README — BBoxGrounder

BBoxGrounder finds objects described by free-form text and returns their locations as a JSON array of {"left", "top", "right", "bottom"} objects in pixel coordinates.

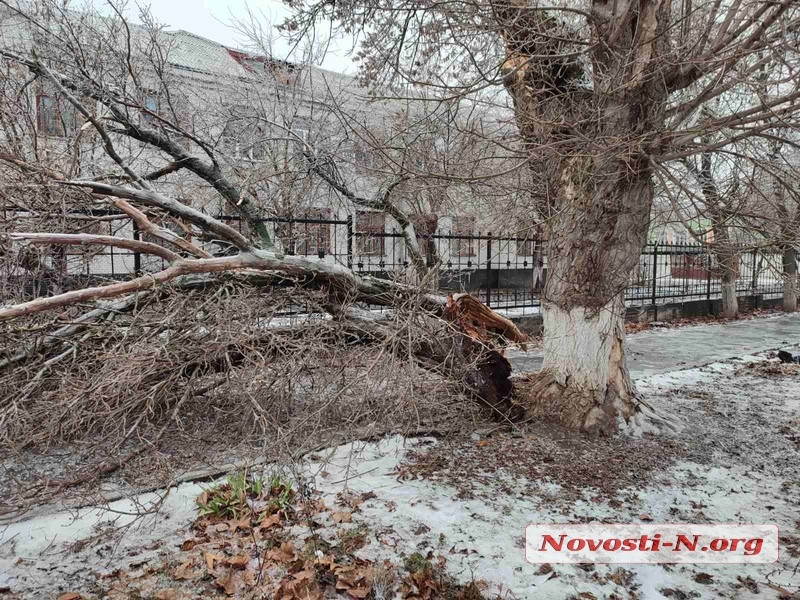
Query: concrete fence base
[{"left": 511, "top": 295, "right": 788, "bottom": 337}]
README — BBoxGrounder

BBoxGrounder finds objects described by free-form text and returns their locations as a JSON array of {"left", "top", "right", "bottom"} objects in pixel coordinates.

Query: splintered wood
[
  {"left": 443, "top": 293, "right": 528, "bottom": 350},
  {"left": 442, "top": 294, "right": 527, "bottom": 419}
]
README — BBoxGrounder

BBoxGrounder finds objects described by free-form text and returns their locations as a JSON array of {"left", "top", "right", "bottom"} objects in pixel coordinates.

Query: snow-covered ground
[{"left": 1, "top": 351, "right": 799, "bottom": 598}]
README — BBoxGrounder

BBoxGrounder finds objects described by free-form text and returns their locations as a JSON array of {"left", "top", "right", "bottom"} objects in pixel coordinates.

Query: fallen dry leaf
[
  {"left": 204, "top": 552, "right": 224, "bottom": 571},
  {"left": 261, "top": 513, "right": 282, "bottom": 529},
  {"left": 216, "top": 568, "right": 241, "bottom": 595},
  {"left": 266, "top": 541, "right": 297, "bottom": 564},
  {"left": 180, "top": 538, "right": 198, "bottom": 551},
  {"left": 174, "top": 559, "right": 202, "bottom": 581},
  {"left": 230, "top": 518, "right": 251, "bottom": 533},
  {"left": 276, "top": 569, "right": 323, "bottom": 600},
  {"left": 694, "top": 572, "right": 714, "bottom": 584},
  {"left": 57, "top": 594, "right": 82, "bottom": 600},
  {"left": 228, "top": 554, "right": 250, "bottom": 569},
  {"left": 332, "top": 511, "right": 352, "bottom": 524}
]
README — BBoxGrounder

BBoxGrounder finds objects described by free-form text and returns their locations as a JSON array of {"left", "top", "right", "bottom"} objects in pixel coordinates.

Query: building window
[
  {"left": 291, "top": 118, "right": 309, "bottom": 144},
  {"left": 141, "top": 91, "right": 160, "bottom": 125},
  {"left": 356, "top": 211, "right": 385, "bottom": 256},
  {"left": 36, "top": 91, "right": 77, "bottom": 137},
  {"left": 249, "top": 124, "right": 268, "bottom": 161},
  {"left": 353, "top": 142, "right": 374, "bottom": 169},
  {"left": 516, "top": 238, "right": 538, "bottom": 256},
  {"left": 279, "top": 209, "right": 331, "bottom": 256},
  {"left": 450, "top": 216, "right": 475, "bottom": 257}
]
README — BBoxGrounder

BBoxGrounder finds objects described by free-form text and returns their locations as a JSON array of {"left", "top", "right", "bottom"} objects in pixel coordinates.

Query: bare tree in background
[
  {"left": 679, "top": 150, "right": 750, "bottom": 318},
  {"left": 284, "top": 0, "right": 800, "bottom": 433},
  {"left": 765, "top": 139, "right": 800, "bottom": 312}
]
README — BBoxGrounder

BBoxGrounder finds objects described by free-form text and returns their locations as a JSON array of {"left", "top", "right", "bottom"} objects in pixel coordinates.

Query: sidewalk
[{"left": 507, "top": 313, "right": 800, "bottom": 378}]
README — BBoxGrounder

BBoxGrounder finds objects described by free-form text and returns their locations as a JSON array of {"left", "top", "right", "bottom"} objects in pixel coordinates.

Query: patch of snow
[
  {"left": 0, "top": 481, "right": 204, "bottom": 591},
  {"left": 494, "top": 306, "right": 541, "bottom": 317}
]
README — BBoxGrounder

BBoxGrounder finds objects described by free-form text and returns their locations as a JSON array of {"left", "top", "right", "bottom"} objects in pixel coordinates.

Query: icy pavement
[{"left": 507, "top": 312, "right": 800, "bottom": 377}]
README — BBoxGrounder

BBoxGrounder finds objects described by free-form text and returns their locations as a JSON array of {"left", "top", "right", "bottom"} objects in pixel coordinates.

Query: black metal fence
[{"left": 1, "top": 212, "right": 791, "bottom": 312}]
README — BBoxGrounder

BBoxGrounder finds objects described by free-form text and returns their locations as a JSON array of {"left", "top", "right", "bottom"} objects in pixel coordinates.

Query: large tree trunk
[
  {"left": 516, "top": 155, "right": 655, "bottom": 435},
  {"left": 783, "top": 246, "right": 798, "bottom": 312},
  {"left": 496, "top": 2, "right": 675, "bottom": 434}
]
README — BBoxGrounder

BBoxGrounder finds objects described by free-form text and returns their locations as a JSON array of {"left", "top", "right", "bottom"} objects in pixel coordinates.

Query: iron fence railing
[{"left": 1, "top": 211, "right": 792, "bottom": 312}]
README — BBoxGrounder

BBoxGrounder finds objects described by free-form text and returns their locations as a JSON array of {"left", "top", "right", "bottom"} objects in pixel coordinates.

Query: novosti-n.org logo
[{"left": 525, "top": 524, "right": 779, "bottom": 564}]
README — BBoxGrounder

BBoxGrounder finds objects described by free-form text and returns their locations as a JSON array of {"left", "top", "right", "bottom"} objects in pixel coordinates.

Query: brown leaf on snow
[
  {"left": 57, "top": 594, "right": 83, "bottom": 600},
  {"left": 578, "top": 593, "right": 598, "bottom": 600},
  {"left": 228, "top": 554, "right": 250, "bottom": 569},
  {"left": 736, "top": 576, "right": 759, "bottom": 594},
  {"left": 260, "top": 513, "right": 282, "bottom": 529},
  {"left": 694, "top": 572, "right": 714, "bottom": 584},
  {"left": 215, "top": 568, "right": 242, "bottom": 595},
  {"left": 180, "top": 538, "right": 198, "bottom": 551},
  {"left": 204, "top": 551, "right": 224, "bottom": 571},
  {"left": 332, "top": 511, "right": 352, "bottom": 523},
  {"left": 608, "top": 568, "right": 632, "bottom": 586},
  {"left": 276, "top": 569, "right": 323, "bottom": 600},
  {"left": 638, "top": 514, "right": 653, "bottom": 522},
  {"left": 266, "top": 541, "right": 297, "bottom": 564},
  {"left": 413, "top": 524, "right": 431, "bottom": 536},
  {"left": 155, "top": 589, "right": 178, "bottom": 600},
  {"left": 340, "top": 584, "right": 371, "bottom": 599},
  {"left": 230, "top": 518, "right": 251, "bottom": 533},
  {"left": 174, "top": 559, "right": 203, "bottom": 581},
  {"left": 243, "top": 568, "right": 259, "bottom": 587},
  {"left": 334, "top": 562, "right": 373, "bottom": 599}
]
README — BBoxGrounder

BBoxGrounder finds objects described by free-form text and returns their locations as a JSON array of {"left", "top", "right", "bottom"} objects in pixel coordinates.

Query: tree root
[{"left": 512, "top": 370, "right": 681, "bottom": 436}]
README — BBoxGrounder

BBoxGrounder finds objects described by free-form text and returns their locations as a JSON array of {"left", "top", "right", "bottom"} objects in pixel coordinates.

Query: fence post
[
  {"left": 485, "top": 232, "right": 492, "bottom": 306},
  {"left": 651, "top": 243, "right": 658, "bottom": 318},
  {"left": 132, "top": 219, "right": 142, "bottom": 277},
  {"left": 751, "top": 249, "right": 758, "bottom": 292},
  {"left": 346, "top": 215, "right": 353, "bottom": 270},
  {"left": 706, "top": 251, "right": 712, "bottom": 313}
]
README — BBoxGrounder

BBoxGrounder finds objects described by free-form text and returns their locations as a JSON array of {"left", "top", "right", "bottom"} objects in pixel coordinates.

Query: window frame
[
  {"left": 36, "top": 91, "right": 77, "bottom": 137},
  {"left": 450, "top": 216, "right": 476, "bottom": 258},
  {"left": 356, "top": 210, "right": 386, "bottom": 256}
]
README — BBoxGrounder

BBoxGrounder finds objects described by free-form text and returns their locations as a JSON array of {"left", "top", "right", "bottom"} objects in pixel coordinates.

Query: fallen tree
[{"left": 0, "top": 7, "right": 535, "bottom": 498}]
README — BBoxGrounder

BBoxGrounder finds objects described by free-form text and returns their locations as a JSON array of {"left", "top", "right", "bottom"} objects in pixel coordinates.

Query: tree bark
[
  {"left": 495, "top": 4, "right": 674, "bottom": 434},
  {"left": 519, "top": 296, "right": 637, "bottom": 435},
  {"left": 516, "top": 162, "right": 653, "bottom": 435},
  {"left": 783, "top": 246, "right": 798, "bottom": 312},
  {"left": 718, "top": 249, "right": 739, "bottom": 318}
]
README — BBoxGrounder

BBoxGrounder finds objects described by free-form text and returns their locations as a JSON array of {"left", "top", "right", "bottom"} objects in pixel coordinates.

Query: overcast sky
[{"left": 92, "top": 0, "right": 357, "bottom": 74}]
